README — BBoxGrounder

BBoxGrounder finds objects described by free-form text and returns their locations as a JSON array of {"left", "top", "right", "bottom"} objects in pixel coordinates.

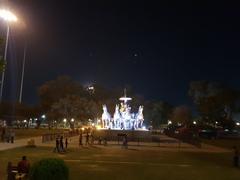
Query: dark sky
[{"left": 1, "top": 1, "right": 240, "bottom": 105}]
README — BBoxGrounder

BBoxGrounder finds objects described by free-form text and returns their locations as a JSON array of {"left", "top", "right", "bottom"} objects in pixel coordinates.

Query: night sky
[{"left": 1, "top": 1, "right": 240, "bottom": 105}]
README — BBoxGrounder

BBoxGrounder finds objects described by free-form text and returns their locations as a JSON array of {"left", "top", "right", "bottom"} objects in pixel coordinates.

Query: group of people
[
  {"left": 79, "top": 130, "right": 95, "bottom": 146},
  {"left": 1, "top": 128, "right": 15, "bottom": 143},
  {"left": 7, "top": 156, "right": 30, "bottom": 180},
  {"left": 54, "top": 136, "right": 68, "bottom": 153}
]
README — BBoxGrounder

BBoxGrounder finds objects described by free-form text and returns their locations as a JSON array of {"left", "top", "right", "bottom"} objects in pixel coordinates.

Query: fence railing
[{"left": 42, "top": 130, "right": 79, "bottom": 143}]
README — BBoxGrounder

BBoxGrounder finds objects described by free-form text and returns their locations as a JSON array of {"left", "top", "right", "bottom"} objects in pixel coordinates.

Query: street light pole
[
  {"left": 19, "top": 42, "right": 27, "bottom": 103},
  {"left": 0, "top": 9, "right": 18, "bottom": 102},
  {"left": 0, "top": 25, "right": 10, "bottom": 102}
]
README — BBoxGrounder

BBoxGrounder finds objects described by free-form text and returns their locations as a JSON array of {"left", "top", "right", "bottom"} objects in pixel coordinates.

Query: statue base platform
[{"left": 93, "top": 129, "right": 151, "bottom": 141}]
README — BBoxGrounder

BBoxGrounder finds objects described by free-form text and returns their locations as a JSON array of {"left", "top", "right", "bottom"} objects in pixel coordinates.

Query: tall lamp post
[
  {"left": 0, "top": 9, "right": 17, "bottom": 102},
  {"left": 19, "top": 42, "right": 26, "bottom": 103}
]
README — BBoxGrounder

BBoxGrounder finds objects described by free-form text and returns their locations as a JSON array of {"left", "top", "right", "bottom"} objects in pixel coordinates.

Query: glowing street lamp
[
  {"left": 63, "top": 118, "right": 67, "bottom": 123},
  {"left": 0, "top": 9, "right": 17, "bottom": 22},
  {"left": 0, "top": 9, "right": 18, "bottom": 102},
  {"left": 71, "top": 118, "right": 74, "bottom": 122}
]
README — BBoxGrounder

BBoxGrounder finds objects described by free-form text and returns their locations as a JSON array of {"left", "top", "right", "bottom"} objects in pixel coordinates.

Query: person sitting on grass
[
  {"left": 7, "top": 162, "right": 15, "bottom": 180},
  {"left": 17, "top": 156, "right": 30, "bottom": 174}
]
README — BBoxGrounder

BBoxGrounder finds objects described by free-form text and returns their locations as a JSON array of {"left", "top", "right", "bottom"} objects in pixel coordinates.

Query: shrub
[{"left": 29, "top": 158, "right": 69, "bottom": 180}]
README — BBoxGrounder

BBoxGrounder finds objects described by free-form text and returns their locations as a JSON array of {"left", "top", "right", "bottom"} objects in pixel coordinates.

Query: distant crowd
[{"left": 0, "top": 127, "right": 15, "bottom": 143}]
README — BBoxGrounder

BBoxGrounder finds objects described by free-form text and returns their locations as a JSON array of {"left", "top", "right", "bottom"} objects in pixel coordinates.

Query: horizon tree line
[{"left": 0, "top": 76, "right": 239, "bottom": 129}]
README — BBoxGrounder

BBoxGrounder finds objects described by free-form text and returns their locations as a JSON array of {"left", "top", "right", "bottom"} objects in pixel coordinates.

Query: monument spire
[{"left": 119, "top": 88, "right": 132, "bottom": 103}]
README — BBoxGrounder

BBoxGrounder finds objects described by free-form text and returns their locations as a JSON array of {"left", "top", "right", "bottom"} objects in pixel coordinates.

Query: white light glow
[
  {"left": 236, "top": 122, "right": 240, "bottom": 126},
  {"left": 41, "top": 114, "right": 46, "bottom": 119},
  {"left": 193, "top": 121, "right": 196, "bottom": 125},
  {"left": 168, "top": 120, "right": 172, "bottom": 125},
  {"left": 71, "top": 118, "right": 74, "bottom": 122},
  {"left": 101, "top": 90, "right": 144, "bottom": 130},
  {"left": 63, "top": 118, "right": 67, "bottom": 123},
  {"left": 88, "top": 86, "right": 94, "bottom": 90},
  {"left": 0, "top": 9, "right": 17, "bottom": 22}
]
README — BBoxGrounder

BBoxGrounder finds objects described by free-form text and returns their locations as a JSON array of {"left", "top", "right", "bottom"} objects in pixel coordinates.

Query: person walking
[
  {"left": 6, "top": 129, "right": 10, "bottom": 143},
  {"left": 122, "top": 135, "right": 128, "bottom": 149},
  {"left": 79, "top": 130, "right": 83, "bottom": 146},
  {"left": 233, "top": 146, "right": 239, "bottom": 167},
  {"left": 65, "top": 137, "right": 68, "bottom": 149},
  {"left": 54, "top": 137, "right": 60, "bottom": 152},
  {"left": 60, "top": 136, "right": 64, "bottom": 152},
  {"left": 1, "top": 127, "right": 5, "bottom": 142},
  {"left": 10, "top": 129, "right": 15, "bottom": 143},
  {"left": 85, "top": 132, "right": 89, "bottom": 145}
]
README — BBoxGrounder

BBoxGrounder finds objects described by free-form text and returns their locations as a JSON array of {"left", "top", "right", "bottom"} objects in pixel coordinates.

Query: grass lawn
[
  {"left": 202, "top": 139, "right": 240, "bottom": 149},
  {"left": 0, "top": 146, "right": 239, "bottom": 180},
  {"left": 13, "top": 128, "right": 66, "bottom": 139}
]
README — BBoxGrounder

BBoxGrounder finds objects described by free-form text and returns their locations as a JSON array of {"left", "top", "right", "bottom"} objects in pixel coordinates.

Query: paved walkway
[
  {"left": 0, "top": 136, "right": 43, "bottom": 151},
  {"left": 0, "top": 134, "right": 230, "bottom": 153}
]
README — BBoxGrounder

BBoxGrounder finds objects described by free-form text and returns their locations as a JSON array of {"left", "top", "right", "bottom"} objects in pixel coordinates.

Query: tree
[
  {"left": 50, "top": 95, "right": 100, "bottom": 126},
  {"left": 38, "top": 76, "right": 86, "bottom": 111},
  {"left": 189, "top": 81, "right": 237, "bottom": 128},
  {"left": 144, "top": 101, "right": 173, "bottom": 128},
  {"left": 171, "top": 105, "right": 192, "bottom": 126}
]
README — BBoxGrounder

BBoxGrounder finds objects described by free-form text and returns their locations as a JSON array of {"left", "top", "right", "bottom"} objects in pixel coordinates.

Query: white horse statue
[
  {"left": 113, "top": 104, "right": 121, "bottom": 128},
  {"left": 136, "top": 105, "right": 144, "bottom": 128},
  {"left": 102, "top": 105, "right": 111, "bottom": 128}
]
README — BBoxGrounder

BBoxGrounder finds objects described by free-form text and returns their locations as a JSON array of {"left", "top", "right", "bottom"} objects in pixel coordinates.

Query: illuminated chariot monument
[{"left": 101, "top": 90, "right": 144, "bottom": 130}]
